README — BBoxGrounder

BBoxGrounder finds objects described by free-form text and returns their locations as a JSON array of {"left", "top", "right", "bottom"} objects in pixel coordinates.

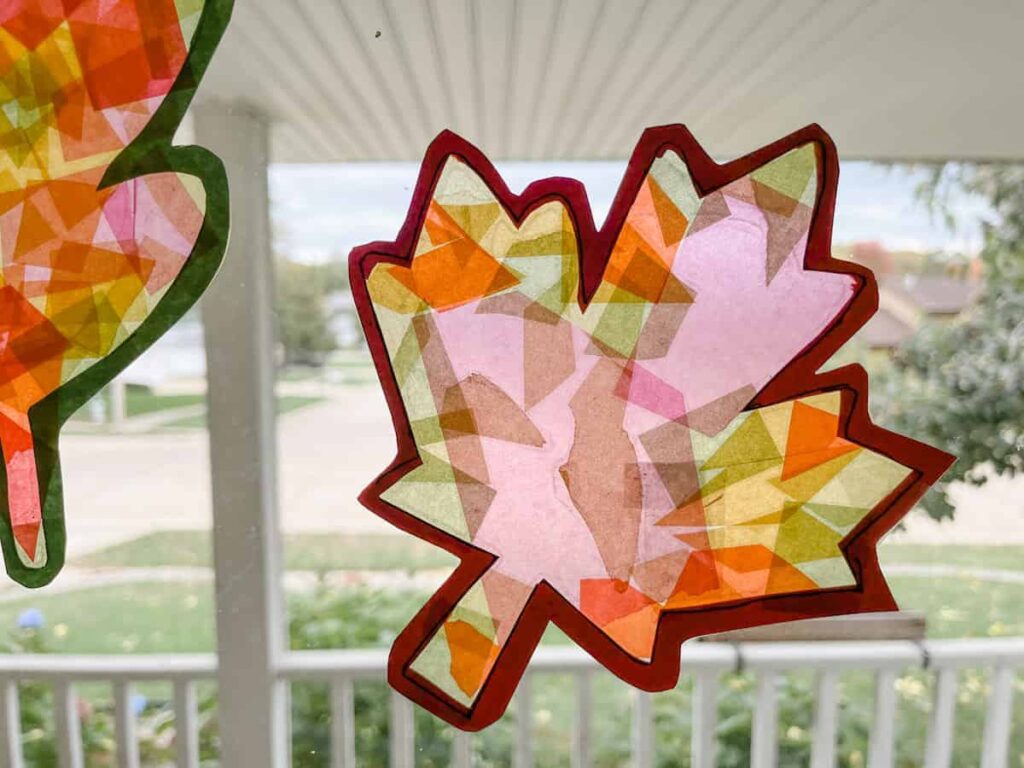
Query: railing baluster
[
  {"left": 0, "top": 679, "right": 24, "bottom": 768},
  {"left": 632, "top": 691, "right": 654, "bottom": 768},
  {"left": 691, "top": 670, "right": 718, "bottom": 768},
  {"left": 750, "top": 673, "right": 779, "bottom": 768},
  {"left": 571, "top": 671, "right": 592, "bottom": 768},
  {"left": 980, "top": 666, "right": 1015, "bottom": 768},
  {"left": 330, "top": 677, "right": 356, "bottom": 768},
  {"left": 452, "top": 729, "right": 472, "bottom": 767},
  {"left": 923, "top": 667, "right": 958, "bottom": 768},
  {"left": 389, "top": 690, "right": 415, "bottom": 768},
  {"left": 868, "top": 669, "right": 897, "bottom": 768},
  {"left": 114, "top": 681, "right": 140, "bottom": 768},
  {"left": 811, "top": 670, "right": 840, "bottom": 768},
  {"left": 53, "top": 680, "right": 84, "bottom": 768},
  {"left": 174, "top": 679, "right": 200, "bottom": 768},
  {"left": 0, "top": 640, "right": 1017, "bottom": 768},
  {"left": 514, "top": 673, "right": 533, "bottom": 768}
]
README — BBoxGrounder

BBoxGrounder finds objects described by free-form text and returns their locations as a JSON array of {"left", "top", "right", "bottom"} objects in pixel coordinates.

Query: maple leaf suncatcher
[
  {"left": 0, "top": 0, "right": 232, "bottom": 585},
  {"left": 352, "top": 126, "right": 953, "bottom": 730}
]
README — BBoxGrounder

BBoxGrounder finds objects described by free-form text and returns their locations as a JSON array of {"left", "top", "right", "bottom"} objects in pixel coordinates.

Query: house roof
[
  {"left": 883, "top": 275, "right": 982, "bottom": 315},
  {"left": 198, "top": 0, "right": 1024, "bottom": 163},
  {"left": 857, "top": 307, "right": 915, "bottom": 350}
]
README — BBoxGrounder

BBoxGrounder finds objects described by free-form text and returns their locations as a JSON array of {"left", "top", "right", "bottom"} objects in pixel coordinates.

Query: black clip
[
  {"left": 914, "top": 639, "right": 932, "bottom": 670},
  {"left": 731, "top": 642, "right": 745, "bottom": 676}
]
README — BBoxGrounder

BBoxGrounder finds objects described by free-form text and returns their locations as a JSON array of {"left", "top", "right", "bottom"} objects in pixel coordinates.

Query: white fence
[{"left": 0, "top": 638, "right": 1021, "bottom": 768}]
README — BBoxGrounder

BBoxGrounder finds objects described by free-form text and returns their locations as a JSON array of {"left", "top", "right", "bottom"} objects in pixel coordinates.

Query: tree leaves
[{"left": 874, "top": 170, "right": 1024, "bottom": 520}]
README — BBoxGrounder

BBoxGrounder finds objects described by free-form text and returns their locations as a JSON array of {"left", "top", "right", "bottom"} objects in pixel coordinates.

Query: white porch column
[{"left": 192, "top": 102, "right": 288, "bottom": 768}]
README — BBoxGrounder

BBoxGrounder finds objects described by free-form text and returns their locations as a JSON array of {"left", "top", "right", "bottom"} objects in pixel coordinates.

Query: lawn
[
  {"left": 886, "top": 574, "right": 1024, "bottom": 638},
  {"left": 879, "top": 543, "right": 1024, "bottom": 573},
  {"left": 125, "top": 390, "right": 205, "bottom": 417},
  {"left": 3, "top": 562, "right": 1023, "bottom": 657},
  {"left": 74, "top": 531, "right": 456, "bottom": 571},
  {"left": 0, "top": 576, "right": 1014, "bottom": 655},
  {"left": 160, "top": 394, "right": 324, "bottom": 429},
  {"left": 0, "top": 581, "right": 215, "bottom": 654},
  {"left": 75, "top": 532, "right": 1024, "bottom": 579},
  {"left": 68, "top": 390, "right": 323, "bottom": 429},
  {"left": 68, "top": 389, "right": 205, "bottom": 423},
  {"left": 69, "top": 534, "right": 1024, "bottom": 645}
]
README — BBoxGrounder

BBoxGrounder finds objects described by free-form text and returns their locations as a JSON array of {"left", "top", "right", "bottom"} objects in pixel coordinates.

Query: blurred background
[{"left": 3, "top": 0, "right": 1023, "bottom": 766}]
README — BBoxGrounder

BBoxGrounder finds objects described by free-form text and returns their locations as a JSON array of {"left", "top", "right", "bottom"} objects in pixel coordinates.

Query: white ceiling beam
[{"left": 200, "top": 0, "right": 1024, "bottom": 162}]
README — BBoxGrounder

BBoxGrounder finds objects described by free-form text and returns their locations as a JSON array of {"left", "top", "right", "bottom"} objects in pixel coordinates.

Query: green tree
[
  {"left": 275, "top": 258, "right": 340, "bottom": 366},
  {"left": 872, "top": 165, "right": 1024, "bottom": 519}
]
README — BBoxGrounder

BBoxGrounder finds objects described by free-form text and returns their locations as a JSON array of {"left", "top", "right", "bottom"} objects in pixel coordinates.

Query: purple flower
[{"left": 16, "top": 608, "right": 43, "bottom": 630}]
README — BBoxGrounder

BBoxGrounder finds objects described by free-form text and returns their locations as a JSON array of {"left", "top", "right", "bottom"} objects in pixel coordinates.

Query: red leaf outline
[{"left": 349, "top": 124, "right": 955, "bottom": 730}]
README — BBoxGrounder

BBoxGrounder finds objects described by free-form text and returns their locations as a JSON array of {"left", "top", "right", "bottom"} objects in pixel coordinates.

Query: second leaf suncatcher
[{"left": 352, "top": 126, "right": 953, "bottom": 730}]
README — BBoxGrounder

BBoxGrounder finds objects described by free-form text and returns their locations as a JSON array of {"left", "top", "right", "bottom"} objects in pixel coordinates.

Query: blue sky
[{"left": 269, "top": 161, "right": 988, "bottom": 264}]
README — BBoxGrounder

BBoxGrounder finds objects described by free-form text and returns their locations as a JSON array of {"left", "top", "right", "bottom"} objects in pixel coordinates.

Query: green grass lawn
[
  {"left": 69, "top": 390, "right": 205, "bottom": 423},
  {"left": 160, "top": 394, "right": 323, "bottom": 429},
  {"left": 322, "top": 353, "right": 379, "bottom": 386},
  {"left": 74, "top": 531, "right": 456, "bottom": 571},
  {"left": 76, "top": 533, "right": 1024, "bottom": 578},
  {"left": 4, "top": 538, "right": 1018, "bottom": 657},
  {"left": 887, "top": 574, "right": 1024, "bottom": 638},
  {"left": 880, "top": 543, "right": 1024, "bottom": 572},
  {"left": 69, "top": 390, "right": 323, "bottom": 429},
  {"left": 0, "top": 581, "right": 215, "bottom": 654},
  {"left": 124, "top": 390, "right": 204, "bottom": 417},
  {"left": 2, "top": 570, "right": 1021, "bottom": 656},
  {"left": 1, "top": 574, "right": 1015, "bottom": 656}
]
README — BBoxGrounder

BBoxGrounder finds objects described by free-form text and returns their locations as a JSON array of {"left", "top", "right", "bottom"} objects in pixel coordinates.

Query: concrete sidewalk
[{"left": 60, "top": 384, "right": 397, "bottom": 558}]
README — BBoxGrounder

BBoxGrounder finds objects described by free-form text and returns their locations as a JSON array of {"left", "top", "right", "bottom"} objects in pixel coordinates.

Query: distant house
[
  {"left": 858, "top": 306, "right": 915, "bottom": 350},
  {"left": 883, "top": 273, "right": 981, "bottom": 319},
  {"left": 118, "top": 318, "right": 207, "bottom": 386},
  {"left": 851, "top": 245, "right": 981, "bottom": 353}
]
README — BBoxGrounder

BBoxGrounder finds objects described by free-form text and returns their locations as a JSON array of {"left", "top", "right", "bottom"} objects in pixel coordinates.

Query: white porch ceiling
[{"left": 198, "top": 0, "right": 1024, "bottom": 163}]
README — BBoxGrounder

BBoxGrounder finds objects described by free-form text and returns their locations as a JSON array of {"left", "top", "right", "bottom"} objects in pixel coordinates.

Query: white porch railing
[
  {"left": 0, "top": 653, "right": 216, "bottom": 768},
  {"left": 0, "top": 637, "right": 1021, "bottom": 768}
]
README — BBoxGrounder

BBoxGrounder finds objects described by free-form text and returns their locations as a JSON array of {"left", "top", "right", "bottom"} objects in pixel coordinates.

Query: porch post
[{"left": 192, "top": 102, "right": 288, "bottom": 768}]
